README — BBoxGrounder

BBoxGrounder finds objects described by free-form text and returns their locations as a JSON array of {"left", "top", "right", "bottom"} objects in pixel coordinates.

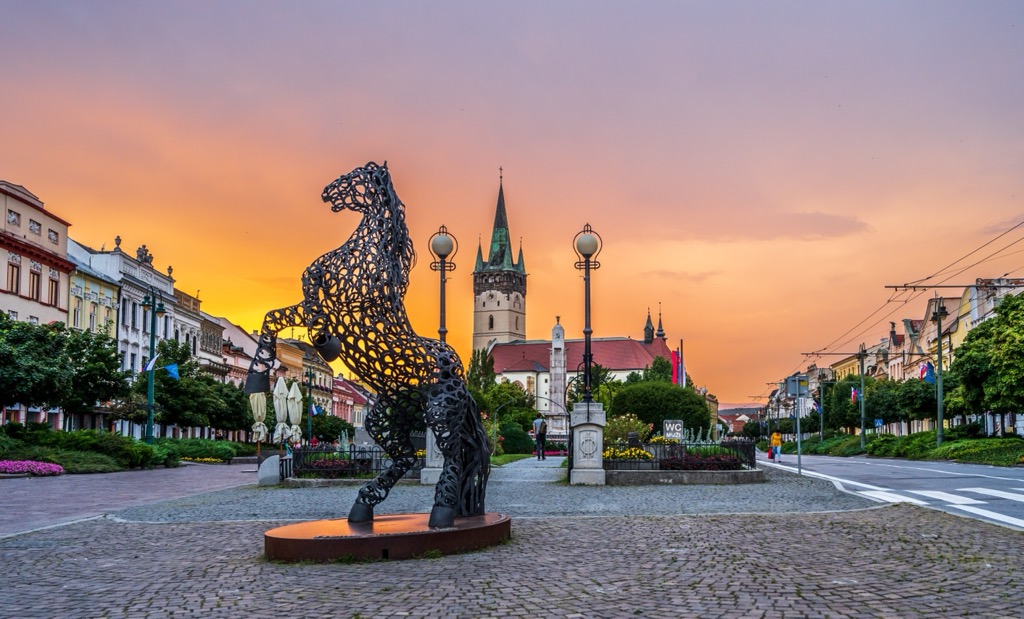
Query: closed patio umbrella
[
  {"left": 287, "top": 382, "right": 304, "bottom": 442},
  {"left": 272, "top": 377, "right": 290, "bottom": 444},
  {"left": 249, "top": 392, "right": 268, "bottom": 445}
]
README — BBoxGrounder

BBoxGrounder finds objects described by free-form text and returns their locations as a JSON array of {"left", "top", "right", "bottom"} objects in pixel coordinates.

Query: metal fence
[
  {"left": 604, "top": 438, "right": 756, "bottom": 471},
  {"left": 290, "top": 444, "right": 424, "bottom": 479}
]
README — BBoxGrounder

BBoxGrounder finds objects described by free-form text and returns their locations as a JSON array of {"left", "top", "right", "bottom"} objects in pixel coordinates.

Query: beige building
[{"left": 1, "top": 181, "right": 73, "bottom": 326}]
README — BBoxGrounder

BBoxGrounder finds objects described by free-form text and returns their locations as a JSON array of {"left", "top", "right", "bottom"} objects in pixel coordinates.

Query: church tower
[{"left": 472, "top": 172, "right": 527, "bottom": 351}]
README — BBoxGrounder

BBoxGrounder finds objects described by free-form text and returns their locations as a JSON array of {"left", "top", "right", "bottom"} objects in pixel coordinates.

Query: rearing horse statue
[{"left": 244, "top": 162, "right": 489, "bottom": 528}]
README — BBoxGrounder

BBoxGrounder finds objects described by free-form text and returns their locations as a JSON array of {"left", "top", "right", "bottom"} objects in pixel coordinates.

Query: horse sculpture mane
[{"left": 245, "top": 162, "right": 489, "bottom": 528}]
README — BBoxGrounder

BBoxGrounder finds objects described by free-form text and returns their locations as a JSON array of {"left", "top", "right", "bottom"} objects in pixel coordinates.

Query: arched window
[{"left": 488, "top": 315, "right": 494, "bottom": 330}]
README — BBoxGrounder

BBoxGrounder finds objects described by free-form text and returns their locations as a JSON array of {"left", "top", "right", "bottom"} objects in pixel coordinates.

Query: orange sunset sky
[{"left": 3, "top": 2, "right": 1023, "bottom": 408}]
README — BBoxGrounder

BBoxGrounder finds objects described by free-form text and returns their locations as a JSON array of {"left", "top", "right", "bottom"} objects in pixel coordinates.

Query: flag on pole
[
  {"left": 679, "top": 339, "right": 686, "bottom": 388},
  {"left": 162, "top": 363, "right": 179, "bottom": 380},
  {"left": 671, "top": 350, "right": 680, "bottom": 384},
  {"left": 851, "top": 387, "right": 858, "bottom": 403},
  {"left": 143, "top": 354, "right": 160, "bottom": 373},
  {"left": 310, "top": 403, "right": 318, "bottom": 416},
  {"left": 923, "top": 361, "right": 936, "bottom": 384}
]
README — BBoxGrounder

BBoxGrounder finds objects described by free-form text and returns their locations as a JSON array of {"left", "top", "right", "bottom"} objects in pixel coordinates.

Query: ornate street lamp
[
  {"left": 429, "top": 225, "right": 457, "bottom": 343},
  {"left": 573, "top": 224, "right": 602, "bottom": 407},
  {"left": 141, "top": 288, "right": 166, "bottom": 444}
]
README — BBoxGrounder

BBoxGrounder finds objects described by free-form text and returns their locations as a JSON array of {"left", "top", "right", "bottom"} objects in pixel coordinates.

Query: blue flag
[
  {"left": 162, "top": 364, "right": 179, "bottom": 380},
  {"left": 923, "top": 361, "right": 935, "bottom": 384}
]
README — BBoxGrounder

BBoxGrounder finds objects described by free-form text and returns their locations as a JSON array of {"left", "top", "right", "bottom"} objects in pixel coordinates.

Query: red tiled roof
[{"left": 490, "top": 337, "right": 672, "bottom": 374}]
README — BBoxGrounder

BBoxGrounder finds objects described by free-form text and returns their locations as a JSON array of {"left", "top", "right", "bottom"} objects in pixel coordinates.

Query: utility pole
[
  {"left": 859, "top": 345, "right": 867, "bottom": 451},
  {"left": 932, "top": 301, "right": 948, "bottom": 446}
]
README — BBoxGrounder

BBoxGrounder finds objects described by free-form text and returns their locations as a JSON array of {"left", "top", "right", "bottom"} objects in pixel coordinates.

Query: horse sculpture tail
[{"left": 458, "top": 394, "right": 491, "bottom": 516}]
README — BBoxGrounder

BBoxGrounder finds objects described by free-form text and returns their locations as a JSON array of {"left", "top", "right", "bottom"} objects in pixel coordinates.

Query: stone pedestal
[
  {"left": 420, "top": 429, "right": 444, "bottom": 485},
  {"left": 257, "top": 455, "right": 281, "bottom": 486},
  {"left": 570, "top": 401, "right": 606, "bottom": 485}
]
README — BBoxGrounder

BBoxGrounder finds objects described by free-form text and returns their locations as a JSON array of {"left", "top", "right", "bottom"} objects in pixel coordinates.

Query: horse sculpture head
[{"left": 322, "top": 161, "right": 393, "bottom": 213}]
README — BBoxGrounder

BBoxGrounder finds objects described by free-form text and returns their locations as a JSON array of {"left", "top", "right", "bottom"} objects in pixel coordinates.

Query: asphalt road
[{"left": 765, "top": 451, "right": 1024, "bottom": 530}]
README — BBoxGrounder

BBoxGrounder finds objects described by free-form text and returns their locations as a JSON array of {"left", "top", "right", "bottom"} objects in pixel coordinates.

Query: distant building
[
  {"left": 488, "top": 311, "right": 674, "bottom": 436},
  {"left": 0, "top": 181, "right": 73, "bottom": 326},
  {"left": 472, "top": 175, "right": 527, "bottom": 351}
]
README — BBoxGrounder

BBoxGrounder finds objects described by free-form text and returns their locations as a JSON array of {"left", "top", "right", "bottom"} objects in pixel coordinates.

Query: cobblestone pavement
[{"left": 3, "top": 459, "right": 1024, "bottom": 618}]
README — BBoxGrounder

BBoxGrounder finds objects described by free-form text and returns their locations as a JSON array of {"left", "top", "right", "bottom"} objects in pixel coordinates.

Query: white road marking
[
  {"left": 946, "top": 505, "right": 1024, "bottom": 529},
  {"left": 960, "top": 488, "right": 1024, "bottom": 503},
  {"left": 907, "top": 490, "right": 985, "bottom": 505},
  {"left": 858, "top": 490, "right": 929, "bottom": 505}
]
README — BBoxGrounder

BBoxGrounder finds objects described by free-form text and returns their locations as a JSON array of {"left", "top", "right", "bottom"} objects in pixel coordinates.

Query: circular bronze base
[{"left": 264, "top": 512, "right": 511, "bottom": 562}]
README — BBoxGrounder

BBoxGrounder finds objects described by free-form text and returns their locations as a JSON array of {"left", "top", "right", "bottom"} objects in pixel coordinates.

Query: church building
[
  {"left": 468, "top": 173, "right": 676, "bottom": 437},
  {"left": 472, "top": 174, "right": 527, "bottom": 351}
]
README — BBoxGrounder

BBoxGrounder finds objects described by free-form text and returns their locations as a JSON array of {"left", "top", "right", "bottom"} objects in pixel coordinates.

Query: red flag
[
  {"left": 671, "top": 350, "right": 680, "bottom": 384},
  {"left": 851, "top": 387, "right": 858, "bottom": 403}
]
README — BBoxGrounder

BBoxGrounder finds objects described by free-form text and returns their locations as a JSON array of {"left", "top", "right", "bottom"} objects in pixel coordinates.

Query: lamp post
[
  {"left": 573, "top": 224, "right": 602, "bottom": 408},
  {"left": 932, "top": 301, "right": 948, "bottom": 446},
  {"left": 429, "top": 225, "right": 457, "bottom": 343},
  {"left": 817, "top": 370, "right": 830, "bottom": 442},
  {"left": 858, "top": 345, "right": 867, "bottom": 450},
  {"left": 141, "top": 288, "right": 166, "bottom": 445}
]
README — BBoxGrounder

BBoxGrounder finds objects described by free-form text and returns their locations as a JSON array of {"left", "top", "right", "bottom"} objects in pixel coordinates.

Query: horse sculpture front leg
[
  {"left": 243, "top": 304, "right": 307, "bottom": 394},
  {"left": 348, "top": 400, "right": 418, "bottom": 523}
]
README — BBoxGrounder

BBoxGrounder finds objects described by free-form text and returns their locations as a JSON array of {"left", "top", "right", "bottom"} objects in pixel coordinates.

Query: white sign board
[{"left": 663, "top": 419, "right": 684, "bottom": 440}]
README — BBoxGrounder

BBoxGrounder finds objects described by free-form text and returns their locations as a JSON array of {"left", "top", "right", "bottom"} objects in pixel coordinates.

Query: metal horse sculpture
[{"left": 244, "top": 162, "right": 489, "bottom": 528}]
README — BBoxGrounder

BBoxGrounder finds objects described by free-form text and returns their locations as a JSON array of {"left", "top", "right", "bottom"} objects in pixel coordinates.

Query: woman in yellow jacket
[{"left": 769, "top": 431, "right": 782, "bottom": 462}]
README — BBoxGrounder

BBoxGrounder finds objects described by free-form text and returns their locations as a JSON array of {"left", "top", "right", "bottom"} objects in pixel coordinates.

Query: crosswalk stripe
[
  {"left": 960, "top": 488, "right": 1024, "bottom": 503},
  {"left": 907, "top": 490, "right": 986, "bottom": 505},
  {"left": 947, "top": 505, "right": 1024, "bottom": 529},
  {"left": 858, "top": 490, "right": 928, "bottom": 505}
]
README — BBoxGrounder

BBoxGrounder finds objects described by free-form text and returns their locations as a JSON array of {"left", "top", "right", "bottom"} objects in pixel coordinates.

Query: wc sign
[{"left": 663, "top": 419, "right": 684, "bottom": 440}]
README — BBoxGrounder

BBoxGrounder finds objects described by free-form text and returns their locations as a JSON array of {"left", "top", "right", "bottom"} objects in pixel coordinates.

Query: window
[
  {"left": 131, "top": 302, "right": 138, "bottom": 328},
  {"left": 130, "top": 353, "right": 137, "bottom": 374},
  {"left": 164, "top": 316, "right": 170, "bottom": 338},
  {"left": 121, "top": 299, "right": 129, "bottom": 326},
  {"left": 142, "top": 308, "right": 148, "bottom": 334},
  {"left": 73, "top": 299, "right": 82, "bottom": 328},
  {"left": 7, "top": 263, "right": 20, "bottom": 294},
  {"left": 28, "top": 271, "right": 41, "bottom": 300},
  {"left": 89, "top": 303, "right": 97, "bottom": 331},
  {"left": 488, "top": 315, "right": 494, "bottom": 330},
  {"left": 29, "top": 316, "right": 38, "bottom": 325},
  {"left": 48, "top": 279, "right": 59, "bottom": 306},
  {"left": 7, "top": 310, "right": 16, "bottom": 320}
]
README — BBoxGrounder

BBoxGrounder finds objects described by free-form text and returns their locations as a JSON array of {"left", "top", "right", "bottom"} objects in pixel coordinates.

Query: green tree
[
  {"left": 610, "top": 382, "right": 710, "bottom": 435},
  {"left": 131, "top": 340, "right": 209, "bottom": 434},
  {"left": 467, "top": 349, "right": 496, "bottom": 392},
  {"left": 898, "top": 376, "right": 937, "bottom": 424},
  {"left": 865, "top": 378, "right": 901, "bottom": 427},
  {"left": 58, "top": 326, "right": 129, "bottom": 421},
  {"left": 978, "top": 293, "right": 1024, "bottom": 431},
  {"left": 311, "top": 413, "right": 355, "bottom": 443},
  {"left": 641, "top": 356, "right": 673, "bottom": 383},
  {"left": 0, "top": 314, "right": 72, "bottom": 409},
  {"left": 483, "top": 381, "right": 535, "bottom": 430}
]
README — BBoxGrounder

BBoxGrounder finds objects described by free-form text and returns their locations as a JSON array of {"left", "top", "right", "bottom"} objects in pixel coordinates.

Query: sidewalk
[{"left": 2, "top": 459, "right": 1023, "bottom": 618}]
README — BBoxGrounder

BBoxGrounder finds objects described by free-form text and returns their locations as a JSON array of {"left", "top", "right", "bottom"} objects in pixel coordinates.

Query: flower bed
[
  {"left": 0, "top": 460, "right": 64, "bottom": 476},
  {"left": 659, "top": 453, "right": 743, "bottom": 471}
]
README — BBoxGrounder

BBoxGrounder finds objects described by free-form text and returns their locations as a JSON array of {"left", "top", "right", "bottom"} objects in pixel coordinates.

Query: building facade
[{"left": 472, "top": 177, "right": 527, "bottom": 351}]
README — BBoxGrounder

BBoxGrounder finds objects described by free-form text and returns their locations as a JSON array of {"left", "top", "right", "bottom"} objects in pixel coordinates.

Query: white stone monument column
[
  {"left": 420, "top": 429, "right": 444, "bottom": 485},
  {"left": 570, "top": 401, "right": 606, "bottom": 485}
]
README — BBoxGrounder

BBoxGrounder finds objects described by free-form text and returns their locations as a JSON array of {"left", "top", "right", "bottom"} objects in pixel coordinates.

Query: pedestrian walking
[
  {"left": 533, "top": 413, "right": 548, "bottom": 460},
  {"left": 770, "top": 430, "right": 782, "bottom": 462}
]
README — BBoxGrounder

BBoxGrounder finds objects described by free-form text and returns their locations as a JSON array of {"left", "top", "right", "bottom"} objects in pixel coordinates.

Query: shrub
[
  {"left": 55, "top": 430, "right": 155, "bottom": 469},
  {"left": 659, "top": 454, "right": 742, "bottom": 471},
  {"left": 498, "top": 423, "right": 535, "bottom": 455},
  {"left": 155, "top": 438, "right": 236, "bottom": 462},
  {"left": 604, "top": 414, "right": 653, "bottom": 447},
  {"left": 42, "top": 449, "right": 124, "bottom": 474},
  {"left": 602, "top": 446, "right": 653, "bottom": 461}
]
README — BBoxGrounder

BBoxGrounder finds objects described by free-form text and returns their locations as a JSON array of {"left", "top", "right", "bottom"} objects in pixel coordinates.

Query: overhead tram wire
[
  {"left": 901, "top": 217, "right": 1024, "bottom": 287},
  {"left": 766, "top": 219, "right": 1024, "bottom": 406},
  {"left": 815, "top": 229, "right": 1024, "bottom": 355}
]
